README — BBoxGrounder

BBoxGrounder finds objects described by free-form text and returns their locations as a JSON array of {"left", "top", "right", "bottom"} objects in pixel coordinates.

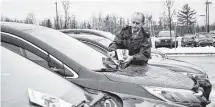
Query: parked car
[
  {"left": 181, "top": 34, "right": 196, "bottom": 47},
  {"left": 2, "top": 46, "right": 189, "bottom": 107},
  {"left": 61, "top": 29, "right": 212, "bottom": 101},
  {"left": 195, "top": 33, "right": 215, "bottom": 47},
  {"left": 1, "top": 22, "right": 210, "bottom": 107},
  {"left": 155, "top": 31, "right": 178, "bottom": 48},
  {"left": 210, "top": 30, "right": 215, "bottom": 39},
  {"left": 60, "top": 29, "right": 167, "bottom": 58},
  {"left": 1, "top": 46, "right": 122, "bottom": 107}
]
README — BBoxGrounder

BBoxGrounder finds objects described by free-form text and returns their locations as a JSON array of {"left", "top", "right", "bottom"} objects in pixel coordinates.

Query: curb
[{"left": 166, "top": 53, "right": 215, "bottom": 56}]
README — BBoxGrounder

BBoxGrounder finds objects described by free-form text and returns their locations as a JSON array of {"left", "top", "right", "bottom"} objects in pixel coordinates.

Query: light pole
[
  {"left": 55, "top": 2, "right": 59, "bottom": 29},
  {"left": 168, "top": 6, "right": 172, "bottom": 48},
  {"left": 206, "top": 0, "right": 212, "bottom": 32},
  {"left": 200, "top": 15, "right": 206, "bottom": 32}
]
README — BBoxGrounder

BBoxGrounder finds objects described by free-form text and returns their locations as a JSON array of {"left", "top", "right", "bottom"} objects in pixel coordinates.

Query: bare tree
[
  {"left": 40, "top": 19, "right": 52, "bottom": 28},
  {"left": 70, "top": 15, "right": 77, "bottom": 29},
  {"left": 87, "top": 23, "right": 91, "bottom": 29},
  {"left": 61, "top": 0, "right": 71, "bottom": 29},
  {"left": 58, "top": 15, "right": 64, "bottom": 29},
  {"left": 1, "top": 16, "right": 24, "bottom": 23},
  {"left": 177, "top": 4, "right": 196, "bottom": 34},
  {"left": 25, "top": 12, "right": 36, "bottom": 24},
  {"left": 164, "top": 0, "right": 175, "bottom": 48},
  {"left": 159, "top": 12, "right": 169, "bottom": 30}
]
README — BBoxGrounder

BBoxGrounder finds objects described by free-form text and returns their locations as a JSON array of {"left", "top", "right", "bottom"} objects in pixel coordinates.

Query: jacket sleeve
[
  {"left": 132, "top": 37, "right": 151, "bottom": 62},
  {"left": 108, "top": 32, "right": 123, "bottom": 52}
]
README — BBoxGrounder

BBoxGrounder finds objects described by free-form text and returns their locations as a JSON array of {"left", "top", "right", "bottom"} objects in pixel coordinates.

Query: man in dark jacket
[{"left": 108, "top": 12, "right": 151, "bottom": 66}]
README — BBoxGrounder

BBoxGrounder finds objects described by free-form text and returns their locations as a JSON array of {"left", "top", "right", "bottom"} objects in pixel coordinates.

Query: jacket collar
[{"left": 123, "top": 26, "right": 148, "bottom": 39}]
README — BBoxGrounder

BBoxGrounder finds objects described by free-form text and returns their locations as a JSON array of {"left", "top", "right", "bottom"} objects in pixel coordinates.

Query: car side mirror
[{"left": 50, "top": 67, "right": 65, "bottom": 75}]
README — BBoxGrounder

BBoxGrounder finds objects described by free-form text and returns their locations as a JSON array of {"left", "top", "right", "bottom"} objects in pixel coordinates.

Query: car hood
[
  {"left": 114, "top": 93, "right": 186, "bottom": 107},
  {"left": 196, "top": 38, "right": 213, "bottom": 42},
  {"left": 148, "top": 57, "right": 206, "bottom": 74},
  {"left": 103, "top": 65, "right": 194, "bottom": 90}
]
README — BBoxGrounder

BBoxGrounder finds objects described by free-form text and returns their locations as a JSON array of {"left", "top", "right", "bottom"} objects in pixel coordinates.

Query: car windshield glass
[
  {"left": 184, "top": 35, "right": 194, "bottom": 38},
  {"left": 26, "top": 28, "right": 106, "bottom": 70},
  {"left": 158, "top": 31, "right": 175, "bottom": 37},
  {"left": 205, "top": 34, "right": 213, "bottom": 38},
  {"left": 198, "top": 34, "right": 207, "bottom": 39}
]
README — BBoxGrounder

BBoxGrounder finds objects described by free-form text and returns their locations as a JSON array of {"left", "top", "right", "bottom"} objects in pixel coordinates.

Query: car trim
[
  {"left": 81, "top": 40, "right": 108, "bottom": 53},
  {"left": 1, "top": 32, "right": 48, "bottom": 55},
  {"left": 1, "top": 32, "right": 79, "bottom": 79},
  {"left": 50, "top": 55, "right": 79, "bottom": 78}
]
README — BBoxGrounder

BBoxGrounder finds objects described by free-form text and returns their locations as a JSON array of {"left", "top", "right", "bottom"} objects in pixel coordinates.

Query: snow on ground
[{"left": 157, "top": 47, "right": 215, "bottom": 54}]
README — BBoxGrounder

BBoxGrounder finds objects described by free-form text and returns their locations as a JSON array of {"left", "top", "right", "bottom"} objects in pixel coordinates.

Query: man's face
[{"left": 131, "top": 14, "right": 143, "bottom": 32}]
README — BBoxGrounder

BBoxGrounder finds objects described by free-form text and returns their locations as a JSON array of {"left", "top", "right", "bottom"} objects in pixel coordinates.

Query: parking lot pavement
[{"left": 169, "top": 56, "right": 215, "bottom": 107}]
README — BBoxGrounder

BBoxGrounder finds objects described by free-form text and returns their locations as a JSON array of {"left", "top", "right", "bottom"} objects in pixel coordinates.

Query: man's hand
[
  {"left": 122, "top": 55, "right": 134, "bottom": 65},
  {"left": 107, "top": 51, "right": 116, "bottom": 58}
]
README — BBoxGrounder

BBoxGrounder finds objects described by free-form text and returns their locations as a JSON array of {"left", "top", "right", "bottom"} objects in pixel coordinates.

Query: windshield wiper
[
  {"left": 75, "top": 93, "right": 105, "bottom": 107},
  {"left": 94, "top": 68, "right": 118, "bottom": 72}
]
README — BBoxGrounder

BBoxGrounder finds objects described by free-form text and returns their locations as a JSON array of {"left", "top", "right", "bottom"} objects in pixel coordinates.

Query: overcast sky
[{"left": 1, "top": 0, "right": 215, "bottom": 25}]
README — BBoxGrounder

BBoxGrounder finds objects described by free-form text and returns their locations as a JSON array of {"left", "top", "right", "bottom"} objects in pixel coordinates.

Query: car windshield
[
  {"left": 184, "top": 35, "right": 194, "bottom": 38},
  {"left": 205, "top": 34, "right": 213, "bottom": 38},
  {"left": 198, "top": 34, "right": 212, "bottom": 39},
  {"left": 26, "top": 28, "right": 106, "bottom": 70},
  {"left": 158, "top": 31, "right": 175, "bottom": 37}
]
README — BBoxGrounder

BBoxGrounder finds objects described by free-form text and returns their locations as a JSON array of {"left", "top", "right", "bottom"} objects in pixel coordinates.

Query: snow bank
[{"left": 157, "top": 47, "right": 215, "bottom": 55}]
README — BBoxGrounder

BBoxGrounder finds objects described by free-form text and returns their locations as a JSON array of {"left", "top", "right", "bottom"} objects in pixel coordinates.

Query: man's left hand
[{"left": 122, "top": 55, "right": 134, "bottom": 65}]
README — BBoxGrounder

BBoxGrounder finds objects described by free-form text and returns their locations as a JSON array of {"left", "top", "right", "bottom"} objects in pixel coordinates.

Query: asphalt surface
[{"left": 169, "top": 56, "right": 215, "bottom": 107}]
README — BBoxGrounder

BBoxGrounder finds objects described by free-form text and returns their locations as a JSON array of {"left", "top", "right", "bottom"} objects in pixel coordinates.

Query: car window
[
  {"left": 1, "top": 42, "right": 23, "bottom": 55},
  {"left": 25, "top": 49, "right": 76, "bottom": 78},
  {"left": 64, "top": 65, "right": 75, "bottom": 78},
  {"left": 25, "top": 49, "right": 50, "bottom": 69},
  {"left": 2, "top": 32, "right": 77, "bottom": 78}
]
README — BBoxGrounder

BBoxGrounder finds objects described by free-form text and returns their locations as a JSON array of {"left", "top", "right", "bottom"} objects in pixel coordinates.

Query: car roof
[
  {"left": 1, "top": 46, "right": 87, "bottom": 107},
  {"left": 1, "top": 22, "right": 43, "bottom": 31},
  {"left": 60, "top": 29, "right": 115, "bottom": 40}
]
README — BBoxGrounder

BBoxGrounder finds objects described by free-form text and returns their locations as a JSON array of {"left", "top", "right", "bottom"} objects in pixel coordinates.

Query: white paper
[
  {"left": 28, "top": 88, "right": 73, "bottom": 107},
  {"left": 116, "top": 49, "right": 129, "bottom": 61}
]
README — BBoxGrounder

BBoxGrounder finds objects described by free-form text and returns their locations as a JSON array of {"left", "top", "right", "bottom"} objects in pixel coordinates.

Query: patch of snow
[
  {"left": 211, "top": 89, "right": 215, "bottom": 98},
  {"left": 158, "top": 47, "right": 215, "bottom": 54}
]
